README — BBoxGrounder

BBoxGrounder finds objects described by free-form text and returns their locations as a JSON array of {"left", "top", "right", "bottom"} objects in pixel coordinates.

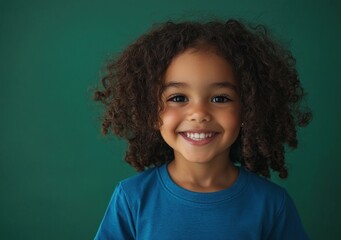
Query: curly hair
[{"left": 93, "top": 19, "right": 312, "bottom": 179}]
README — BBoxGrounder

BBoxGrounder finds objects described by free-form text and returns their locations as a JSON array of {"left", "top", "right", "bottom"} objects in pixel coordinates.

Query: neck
[{"left": 167, "top": 158, "right": 238, "bottom": 193}]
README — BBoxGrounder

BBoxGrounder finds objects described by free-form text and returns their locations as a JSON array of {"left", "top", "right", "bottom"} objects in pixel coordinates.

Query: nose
[{"left": 187, "top": 102, "right": 211, "bottom": 123}]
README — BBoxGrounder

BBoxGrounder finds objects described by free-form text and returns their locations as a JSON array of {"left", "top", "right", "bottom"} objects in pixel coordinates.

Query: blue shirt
[{"left": 95, "top": 162, "right": 309, "bottom": 239}]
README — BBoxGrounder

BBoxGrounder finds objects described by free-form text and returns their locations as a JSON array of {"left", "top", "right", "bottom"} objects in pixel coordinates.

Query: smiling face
[{"left": 159, "top": 48, "right": 242, "bottom": 166}]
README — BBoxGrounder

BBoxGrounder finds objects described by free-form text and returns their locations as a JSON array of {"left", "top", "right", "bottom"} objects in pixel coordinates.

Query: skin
[{"left": 159, "top": 48, "right": 243, "bottom": 193}]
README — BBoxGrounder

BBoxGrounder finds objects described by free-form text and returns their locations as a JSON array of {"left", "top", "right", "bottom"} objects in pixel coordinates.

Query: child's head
[
  {"left": 94, "top": 19, "right": 312, "bottom": 179},
  {"left": 160, "top": 46, "right": 242, "bottom": 170}
]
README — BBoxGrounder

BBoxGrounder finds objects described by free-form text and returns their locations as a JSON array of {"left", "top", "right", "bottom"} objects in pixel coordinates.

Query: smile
[
  {"left": 185, "top": 132, "right": 215, "bottom": 141},
  {"left": 179, "top": 131, "right": 218, "bottom": 144}
]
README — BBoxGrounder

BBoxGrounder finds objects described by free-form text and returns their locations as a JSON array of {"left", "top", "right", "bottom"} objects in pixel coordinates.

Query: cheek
[
  {"left": 218, "top": 109, "right": 241, "bottom": 128},
  {"left": 159, "top": 108, "right": 182, "bottom": 130}
]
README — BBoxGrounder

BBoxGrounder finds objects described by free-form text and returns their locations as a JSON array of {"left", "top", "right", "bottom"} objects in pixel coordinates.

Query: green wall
[{"left": 1, "top": 0, "right": 340, "bottom": 239}]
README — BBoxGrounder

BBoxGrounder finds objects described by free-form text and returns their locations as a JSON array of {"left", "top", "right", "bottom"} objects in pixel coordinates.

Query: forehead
[{"left": 163, "top": 49, "right": 238, "bottom": 91}]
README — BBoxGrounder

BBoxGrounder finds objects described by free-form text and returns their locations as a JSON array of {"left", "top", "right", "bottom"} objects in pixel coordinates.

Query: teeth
[{"left": 185, "top": 132, "right": 215, "bottom": 141}]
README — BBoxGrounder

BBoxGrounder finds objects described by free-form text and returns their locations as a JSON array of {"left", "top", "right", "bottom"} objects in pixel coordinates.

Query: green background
[{"left": 1, "top": 0, "right": 340, "bottom": 239}]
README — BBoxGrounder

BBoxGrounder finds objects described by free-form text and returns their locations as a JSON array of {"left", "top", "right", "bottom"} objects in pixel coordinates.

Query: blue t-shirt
[{"left": 95, "top": 162, "right": 309, "bottom": 239}]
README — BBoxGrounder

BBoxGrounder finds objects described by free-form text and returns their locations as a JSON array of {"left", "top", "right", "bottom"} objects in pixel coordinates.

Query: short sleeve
[
  {"left": 94, "top": 183, "right": 136, "bottom": 240},
  {"left": 266, "top": 189, "right": 310, "bottom": 240}
]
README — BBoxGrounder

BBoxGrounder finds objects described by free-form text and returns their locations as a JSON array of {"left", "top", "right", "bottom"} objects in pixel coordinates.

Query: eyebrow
[{"left": 163, "top": 81, "right": 238, "bottom": 92}]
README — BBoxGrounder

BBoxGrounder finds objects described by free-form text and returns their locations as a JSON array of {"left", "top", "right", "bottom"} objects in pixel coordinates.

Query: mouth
[{"left": 179, "top": 131, "right": 218, "bottom": 144}]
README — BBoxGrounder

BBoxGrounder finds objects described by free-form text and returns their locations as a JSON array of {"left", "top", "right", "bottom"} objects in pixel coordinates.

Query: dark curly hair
[{"left": 93, "top": 19, "right": 312, "bottom": 179}]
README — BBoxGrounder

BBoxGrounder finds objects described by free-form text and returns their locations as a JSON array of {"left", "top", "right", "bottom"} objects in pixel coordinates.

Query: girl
[{"left": 93, "top": 19, "right": 312, "bottom": 240}]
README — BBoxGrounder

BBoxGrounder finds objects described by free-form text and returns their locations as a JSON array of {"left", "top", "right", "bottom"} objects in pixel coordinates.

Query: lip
[
  {"left": 182, "top": 129, "right": 217, "bottom": 133},
  {"left": 179, "top": 130, "right": 219, "bottom": 146}
]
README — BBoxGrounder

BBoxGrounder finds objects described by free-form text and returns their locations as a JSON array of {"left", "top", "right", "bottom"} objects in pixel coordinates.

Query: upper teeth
[{"left": 186, "top": 132, "right": 214, "bottom": 141}]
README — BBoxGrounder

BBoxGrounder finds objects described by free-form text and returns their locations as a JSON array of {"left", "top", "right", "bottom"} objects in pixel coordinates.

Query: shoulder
[
  {"left": 117, "top": 166, "right": 160, "bottom": 199},
  {"left": 242, "top": 170, "right": 311, "bottom": 239},
  {"left": 241, "top": 167, "right": 289, "bottom": 211},
  {"left": 243, "top": 167, "right": 287, "bottom": 195},
  {"left": 120, "top": 165, "right": 159, "bottom": 186},
  {"left": 241, "top": 168, "right": 310, "bottom": 238}
]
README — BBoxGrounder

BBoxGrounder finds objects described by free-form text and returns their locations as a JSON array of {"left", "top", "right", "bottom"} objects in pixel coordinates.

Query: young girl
[{"left": 93, "top": 19, "right": 312, "bottom": 240}]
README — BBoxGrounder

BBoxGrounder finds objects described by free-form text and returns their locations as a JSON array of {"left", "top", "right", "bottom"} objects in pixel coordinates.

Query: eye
[
  {"left": 167, "top": 95, "right": 188, "bottom": 102},
  {"left": 211, "top": 95, "right": 231, "bottom": 103}
]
